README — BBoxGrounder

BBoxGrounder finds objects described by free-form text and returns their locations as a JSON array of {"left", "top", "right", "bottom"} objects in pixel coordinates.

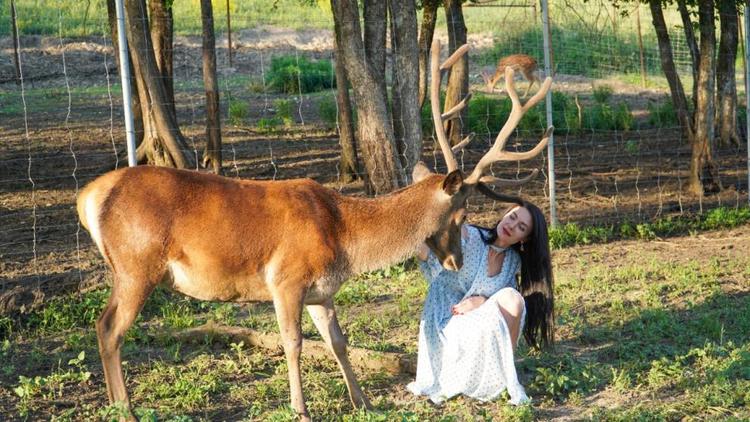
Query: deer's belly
[{"left": 167, "top": 261, "right": 272, "bottom": 302}]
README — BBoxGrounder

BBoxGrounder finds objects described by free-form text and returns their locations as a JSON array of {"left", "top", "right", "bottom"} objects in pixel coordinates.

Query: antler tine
[
  {"left": 451, "top": 133, "right": 474, "bottom": 154},
  {"left": 430, "top": 39, "right": 469, "bottom": 173},
  {"left": 441, "top": 92, "right": 472, "bottom": 121},
  {"left": 464, "top": 67, "right": 553, "bottom": 185}
]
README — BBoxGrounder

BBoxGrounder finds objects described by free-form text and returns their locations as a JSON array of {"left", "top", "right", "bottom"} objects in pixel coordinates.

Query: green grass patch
[
  {"left": 265, "top": 55, "right": 335, "bottom": 94},
  {"left": 550, "top": 206, "right": 750, "bottom": 249}
]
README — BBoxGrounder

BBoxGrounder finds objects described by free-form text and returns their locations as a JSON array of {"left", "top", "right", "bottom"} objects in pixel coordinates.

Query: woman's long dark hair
[{"left": 474, "top": 200, "right": 554, "bottom": 349}]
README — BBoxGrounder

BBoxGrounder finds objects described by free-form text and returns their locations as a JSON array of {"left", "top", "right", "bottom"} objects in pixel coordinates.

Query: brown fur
[
  {"left": 483, "top": 54, "right": 540, "bottom": 97},
  {"left": 77, "top": 165, "right": 469, "bottom": 421}
]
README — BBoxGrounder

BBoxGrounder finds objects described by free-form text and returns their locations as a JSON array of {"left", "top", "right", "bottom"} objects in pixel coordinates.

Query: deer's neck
[{"left": 338, "top": 178, "right": 448, "bottom": 274}]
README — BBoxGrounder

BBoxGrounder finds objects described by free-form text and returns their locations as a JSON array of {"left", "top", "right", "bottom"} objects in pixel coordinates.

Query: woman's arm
[{"left": 451, "top": 295, "right": 487, "bottom": 315}]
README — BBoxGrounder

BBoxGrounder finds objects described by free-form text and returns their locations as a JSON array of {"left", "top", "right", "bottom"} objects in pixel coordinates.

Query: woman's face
[{"left": 495, "top": 206, "right": 533, "bottom": 247}]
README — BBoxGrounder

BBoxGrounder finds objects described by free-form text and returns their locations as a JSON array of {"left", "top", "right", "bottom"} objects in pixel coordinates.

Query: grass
[
  {"left": 549, "top": 206, "right": 750, "bottom": 249},
  {"left": 1, "top": 219, "right": 749, "bottom": 420}
]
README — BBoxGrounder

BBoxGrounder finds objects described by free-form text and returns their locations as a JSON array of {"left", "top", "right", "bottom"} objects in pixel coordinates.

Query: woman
[{"left": 407, "top": 200, "right": 554, "bottom": 405}]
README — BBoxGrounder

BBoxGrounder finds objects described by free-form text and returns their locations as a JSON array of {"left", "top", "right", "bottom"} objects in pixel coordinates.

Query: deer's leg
[
  {"left": 273, "top": 287, "right": 310, "bottom": 421},
  {"left": 307, "top": 299, "right": 372, "bottom": 410},
  {"left": 96, "top": 275, "right": 156, "bottom": 421}
]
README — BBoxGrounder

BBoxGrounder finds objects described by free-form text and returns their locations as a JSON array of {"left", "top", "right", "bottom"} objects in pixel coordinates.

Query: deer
[
  {"left": 481, "top": 53, "right": 540, "bottom": 98},
  {"left": 75, "top": 39, "right": 552, "bottom": 422}
]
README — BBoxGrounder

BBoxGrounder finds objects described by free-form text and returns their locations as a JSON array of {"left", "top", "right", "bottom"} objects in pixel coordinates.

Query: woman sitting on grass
[{"left": 408, "top": 200, "right": 554, "bottom": 405}]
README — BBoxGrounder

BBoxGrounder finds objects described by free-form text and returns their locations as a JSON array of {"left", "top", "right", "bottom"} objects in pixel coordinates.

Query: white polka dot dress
[{"left": 407, "top": 225, "right": 530, "bottom": 405}]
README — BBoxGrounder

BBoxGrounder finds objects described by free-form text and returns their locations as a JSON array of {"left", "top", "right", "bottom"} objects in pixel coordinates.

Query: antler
[
  {"left": 464, "top": 66, "right": 554, "bottom": 187},
  {"left": 430, "top": 39, "right": 472, "bottom": 173}
]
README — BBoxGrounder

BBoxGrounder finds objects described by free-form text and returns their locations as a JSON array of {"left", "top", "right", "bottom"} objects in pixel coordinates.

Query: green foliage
[
  {"left": 265, "top": 56, "right": 335, "bottom": 94},
  {"left": 273, "top": 98, "right": 295, "bottom": 126},
  {"left": 318, "top": 95, "right": 338, "bottom": 128},
  {"left": 592, "top": 85, "right": 613, "bottom": 104},
  {"left": 549, "top": 223, "right": 614, "bottom": 249},
  {"left": 551, "top": 206, "right": 750, "bottom": 249},
  {"left": 479, "top": 26, "right": 663, "bottom": 79},
  {"left": 647, "top": 99, "right": 679, "bottom": 128},
  {"left": 14, "top": 351, "right": 92, "bottom": 417},
  {"left": 701, "top": 206, "right": 750, "bottom": 230},
  {"left": 134, "top": 356, "right": 228, "bottom": 411},
  {"left": 228, "top": 98, "right": 249, "bottom": 126},
  {"left": 25, "top": 289, "right": 108, "bottom": 333},
  {"left": 583, "top": 102, "right": 633, "bottom": 131}
]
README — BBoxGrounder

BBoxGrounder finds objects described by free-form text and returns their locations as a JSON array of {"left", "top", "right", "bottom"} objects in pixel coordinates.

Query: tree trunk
[
  {"left": 149, "top": 0, "right": 176, "bottom": 121},
  {"left": 333, "top": 37, "right": 359, "bottom": 183},
  {"left": 364, "top": 0, "right": 387, "bottom": 96},
  {"left": 200, "top": 0, "right": 222, "bottom": 174},
  {"left": 417, "top": 0, "right": 440, "bottom": 109},
  {"left": 649, "top": 0, "right": 693, "bottom": 140},
  {"left": 443, "top": 0, "right": 468, "bottom": 146},
  {"left": 332, "top": 0, "right": 404, "bottom": 194},
  {"left": 389, "top": 0, "right": 422, "bottom": 173},
  {"left": 689, "top": 0, "right": 720, "bottom": 195},
  {"left": 125, "top": 0, "right": 194, "bottom": 169},
  {"left": 716, "top": 0, "right": 740, "bottom": 146},
  {"left": 677, "top": 0, "right": 699, "bottom": 112},
  {"left": 106, "top": 0, "right": 144, "bottom": 157}
]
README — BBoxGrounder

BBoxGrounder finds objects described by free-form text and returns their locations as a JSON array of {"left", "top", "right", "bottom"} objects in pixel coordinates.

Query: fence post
[
  {"left": 541, "top": 0, "right": 557, "bottom": 226},
  {"left": 115, "top": 0, "right": 137, "bottom": 167}
]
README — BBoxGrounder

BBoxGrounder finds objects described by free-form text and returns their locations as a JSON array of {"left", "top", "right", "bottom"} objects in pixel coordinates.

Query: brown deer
[
  {"left": 76, "top": 39, "right": 552, "bottom": 422},
  {"left": 481, "top": 53, "right": 540, "bottom": 98}
]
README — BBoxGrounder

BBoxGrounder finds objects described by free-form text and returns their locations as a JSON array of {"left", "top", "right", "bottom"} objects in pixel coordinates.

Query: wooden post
[
  {"left": 226, "top": 0, "right": 233, "bottom": 67},
  {"left": 11, "top": 0, "right": 21, "bottom": 85},
  {"left": 636, "top": 2, "right": 647, "bottom": 88}
]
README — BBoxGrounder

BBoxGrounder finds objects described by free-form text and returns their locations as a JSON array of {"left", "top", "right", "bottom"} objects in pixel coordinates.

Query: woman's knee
[{"left": 494, "top": 288, "right": 525, "bottom": 318}]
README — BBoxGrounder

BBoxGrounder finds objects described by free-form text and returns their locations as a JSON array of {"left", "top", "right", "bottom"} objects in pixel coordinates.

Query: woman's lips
[{"left": 502, "top": 226, "right": 511, "bottom": 237}]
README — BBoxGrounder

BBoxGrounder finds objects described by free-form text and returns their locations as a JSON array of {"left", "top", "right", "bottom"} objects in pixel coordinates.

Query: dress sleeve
[{"left": 419, "top": 248, "right": 444, "bottom": 282}]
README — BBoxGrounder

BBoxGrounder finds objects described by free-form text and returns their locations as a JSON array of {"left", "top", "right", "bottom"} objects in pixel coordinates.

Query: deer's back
[
  {"left": 497, "top": 54, "right": 537, "bottom": 72},
  {"left": 78, "top": 166, "right": 345, "bottom": 301}
]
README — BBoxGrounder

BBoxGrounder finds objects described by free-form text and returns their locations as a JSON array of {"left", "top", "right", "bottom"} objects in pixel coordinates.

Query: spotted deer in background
[{"left": 482, "top": 53, "right": 540, "bottom": 98}]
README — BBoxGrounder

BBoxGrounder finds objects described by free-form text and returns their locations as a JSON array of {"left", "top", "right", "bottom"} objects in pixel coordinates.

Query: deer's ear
[
  {"left": 442, "top": 170, "right": 464, "bottom": 196},
  {"left": 412, "top": 161, "right": 433, "bottom": 183}
]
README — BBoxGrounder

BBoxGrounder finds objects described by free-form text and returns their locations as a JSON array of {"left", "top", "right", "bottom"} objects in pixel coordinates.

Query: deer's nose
[{"left": 444, "top": 255, "right": 462, "bottom": 271}]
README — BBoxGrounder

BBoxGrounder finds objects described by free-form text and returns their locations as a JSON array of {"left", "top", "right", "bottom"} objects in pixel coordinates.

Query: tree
[
  {"left": 389, "top": 0, "right": 423, "bottom": 170},
  {"left": 442, "top": 0, "right": 469, "bottom": 146},
  {"left": 716, "top": 0, "right": 740, "bottom": 146},
  {"left": 331, "top": 0, "right": 405, "bottom": 194},
  {"left": 200, "top": 0, "right": 222, "bottom": 174},
  {"left": 417, "top": 0, "right": 441, "bottom": 109},
  {"left": 647, "top": 0, "right": 721, "bottom": 195},
  {"left": 109, "top": 0, "right": 194, "bottom": 168},
  {"left": 333, "top": 37, "right": 359, "bottom": 183}
]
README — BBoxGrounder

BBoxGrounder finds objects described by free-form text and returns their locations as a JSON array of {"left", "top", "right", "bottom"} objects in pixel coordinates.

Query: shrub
[
  {"left": 318, "top": 96, "right": 338, "bottom": 128},
  {"left": 592, "top": 85, "right": 613, "bottom": 104},
  {"left": 647, "top": 99, "right": 679, "bottom": 128},
  {"left": 228, "top": 98, "right": 248, "bottom": 126},
  {"left": 273, "top": 99, "right": 295, "bottom": 126},
  {"left": 265, "top": 56, "right": 335, "bottom": 94}
]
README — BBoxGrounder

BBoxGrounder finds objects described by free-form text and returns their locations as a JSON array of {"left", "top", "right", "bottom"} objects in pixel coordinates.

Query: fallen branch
[{"left": 173, "top": 321, "right": 417, "bottom": 375}]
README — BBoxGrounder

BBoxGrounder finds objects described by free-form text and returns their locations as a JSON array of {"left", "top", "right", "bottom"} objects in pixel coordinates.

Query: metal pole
[
  {"left": 541, "top": 0, "right": 557, "bottom": 226},
  {"left": 745, "top": 6, "right": 750, "bottom": 206},
  {"left": 115, "top": 0, "right": 137, "bottom": 167}
]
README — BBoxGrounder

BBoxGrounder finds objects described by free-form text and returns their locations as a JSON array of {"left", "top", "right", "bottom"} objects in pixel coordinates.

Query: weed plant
[{"left": 265, "top": 56, "right": 335, "bottom": 94}]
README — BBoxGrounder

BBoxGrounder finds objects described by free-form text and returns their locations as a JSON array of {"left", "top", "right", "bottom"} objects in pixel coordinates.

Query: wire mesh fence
[{"left": 1, "top": 0, "right": 748, "bottom": 310}]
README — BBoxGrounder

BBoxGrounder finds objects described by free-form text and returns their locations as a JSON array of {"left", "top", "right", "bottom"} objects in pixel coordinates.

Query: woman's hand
[
  {"left": 451, "top": 295, "right": 487, "bottom": 315},
  {"left": 416, "top": 243, "right": 430, "bottom": 261}
]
